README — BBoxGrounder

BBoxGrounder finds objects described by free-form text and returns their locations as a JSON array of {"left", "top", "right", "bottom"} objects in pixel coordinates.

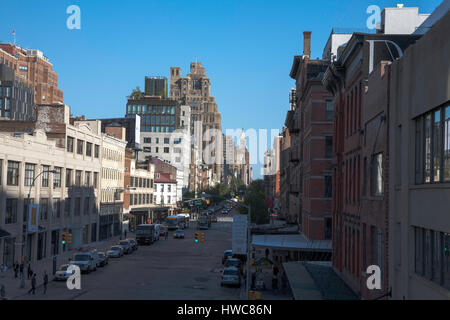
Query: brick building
[{"left": 0, "top": 43, "right": 63, "bottom": 105}]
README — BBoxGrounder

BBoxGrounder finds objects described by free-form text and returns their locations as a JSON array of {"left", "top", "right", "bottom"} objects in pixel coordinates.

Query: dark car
[
  {"left": 174, "top": 230, "right": 185, "bottom": 239},
  {"left": 98, "top": 252, "right": 109, "bottom": 267},
  {"left": 224, "top": 258, "right": 241, "bottom": 271},
  {"left": 127, "top": 239, "right": 138, "bottom": 251}
]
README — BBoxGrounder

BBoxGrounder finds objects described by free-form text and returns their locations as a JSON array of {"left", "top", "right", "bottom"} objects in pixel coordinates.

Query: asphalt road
[{"left": 15, "top": 215, "right": 240, "bottom": 300}]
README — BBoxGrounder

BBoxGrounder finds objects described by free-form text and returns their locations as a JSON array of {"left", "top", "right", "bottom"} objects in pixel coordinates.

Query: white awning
[{"left": 251, "top": 234, "right": 332, "bottom": 252}]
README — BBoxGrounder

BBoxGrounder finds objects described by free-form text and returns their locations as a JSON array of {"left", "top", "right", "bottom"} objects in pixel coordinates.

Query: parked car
[
  {"left": 127, "top": 238, "right": 138, "bottom": 251},
  {"left": 107, "top": 245, "right": 124, "bottom": 258},
  {"left": 174, "top": 230, "right": 185, "bottom": 239},
  {"left": 221, "top": 267, "right": 241, "bottom": 287},
  {"left": 98, "top": 252, "right": 109, "bottom": 267},
  {"left": 222, "top": 250, "right": 233, "bottom": 264},
  {"left": 70, "top": 252, "right": 97, "bottom": 273},
  {"left": 224, "top": 258, "right": 241, "bottom": 271},
  {"left": 54, "top": 264, "right": 76, "bottom": 281},
  {"left": 211, "top": 215, "right": 218, "bottom": 223},
  {"left": 222, "top": 209, "right": 228, "bottom": 214},
  {"left": 117, "top": 240, "right": 132, "bottom": 254},
  {"left": 77, "top": 247, "right": 101, "bottom": 268}
]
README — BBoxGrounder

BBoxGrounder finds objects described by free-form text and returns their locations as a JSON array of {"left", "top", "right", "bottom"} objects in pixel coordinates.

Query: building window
[
  {"left": 53, "top": 167, "right": 62, "bottom": 188},
  {"left": 75, "top": 170, "right": 82, "bottom": 187},
  {"left": 85, "top": 171, "right": 91, "bottom": 187},
  {"left": 5, "top": 198, "right": 18, "bottom": 224},
  {"left": 324, "top": 176, "right": 332, "bottom": 198},
  {"left": 325, "top": 136, "right": 333, "bottom": 158},
  {"left": 144, "top": 137, "right": 151, "bottom": 143},
  {"left": 42, "top": 165, "right": 50, "bottom": 187},
  {"left": 94, "top": 172, "right": 99, "bottom": 188},
  {"left": 86, "top": 142, "right": 92, "bottom": 157},
  {"left": 371, "top": 153, "right": 383, "bottom": 196},
  {"left": 164, "top": 147, "right": 170, "bottom": 153},
  {"left": 77, "top": 139, "right": 84, "bottom": 155},
  {"left": 416, "top": 104, "right": 450, "bottom": 184},
  {"left": 326, "top": 100, "right": 334, "bottom": 121},
  {"left": 64, "top": 198, "right": 71, "bottom": 216},
  {"left": 94, "top": 144, "right": 100, "bottom": 158},
  {"left": 67, "top": 137, "right": 74, "bottom": 153},
  {"left": 7, "top": 161, "right": 19, "bottom": 186},
  {"left": 164, "top": 138, "right": 170, "bottom": 144},
  {"left": 52, "top": 198, "right": 61, "bottom": 218},
  {"left": 84, "top": 197, "right": 90, "bottom": 215},
  {"left": 40, "top": 198, "right": 49, "bottom": 220},
  {"left": 414, "top": 226, "right": 450, "bottom": 290},
  {"left": 24, "top": 163, "right": 36, "bottom": 186},
  {"left": 66, "top": 169, "right": 72, "bottom": 187}
]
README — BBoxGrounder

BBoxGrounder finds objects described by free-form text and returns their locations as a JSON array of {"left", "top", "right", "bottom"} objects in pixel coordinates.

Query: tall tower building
[{"left": 170, "top": 62, "right": 223, "bottom": 189}]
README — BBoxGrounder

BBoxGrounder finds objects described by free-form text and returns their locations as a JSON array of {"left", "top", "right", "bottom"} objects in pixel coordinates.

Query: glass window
[
  {"left": 40, "top": 198, "right": 49, "bottom": 220},
  {"left": 425, "top": 113, "right": 432, "bottom": 183},
  {"left": 164, "top": 138, "right": 170, "bottom": 144},
  {"left": 326, "top": 100, "right": 334, "bottom": 121},
  {"left": 75, "top": 170, "right": 82, "bottom": 187},
  {"left": 66, "top": 169, "right": 72, "bottom": 187},
  {"left": 371, "top": 153, "right": 383, "bottom": 196},
  {"left": 7, "top": 161, "right": 19, "bottom": 186},
  {"left": 77, "top": 139, "right": 84, "bottom": 155},
  {"left": 325, "top": 136, "right": 333, "bottom": 158},
  {"left": 24, "top": 163, "right": 36, "bottom": 186},
  {"left": 85, "top": 171, "right": 91, "bottom": 187},
  {"left": 42, "top": 165, "right": 50, "bottom": 187},
  {"left": 94, "top": 145, "right": 100, "bottom": 158},
  {"left": 86, "top": 142, "right": 92, "bottom": 157},
  {"left": 5, "top": 198, "right": 18, "bottom": 224},
  {"left": 94, "top": 172, "right": 99, "bottom": 188},
  {"left": 324, "top": 176, "right": 332, "bottom": 198},
  {"left": 53, "top": 167, "right": 62, "bottom": 188},
  {"left": 433, "top": 110, "right": 442, "bottom": 182},
  {"left": 444, "top": 106, "right": 450, "bottom": 182},
  {"left": 64, "top": 197, "right": 71, "bottom": 216},
  {"left": 67, "top": 137, "right": 74, "bottom": 153}
]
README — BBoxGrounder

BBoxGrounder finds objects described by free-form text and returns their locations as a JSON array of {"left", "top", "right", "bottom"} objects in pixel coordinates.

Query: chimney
[{"left": 303, "top": 31, "right": 311, "bottom": 59}]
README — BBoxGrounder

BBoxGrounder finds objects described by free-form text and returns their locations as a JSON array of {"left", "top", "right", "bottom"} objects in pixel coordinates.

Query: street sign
[{"left": 232, "top": 214, "right": 248, "bottom": 255}]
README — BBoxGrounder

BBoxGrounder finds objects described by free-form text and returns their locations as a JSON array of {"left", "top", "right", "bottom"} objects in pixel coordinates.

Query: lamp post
[
  {"left": 20, "top": 169, "right": 56, "bottom": 289},
  {"left": 114, "top": 188, "right": 125, "bottom": 240}
]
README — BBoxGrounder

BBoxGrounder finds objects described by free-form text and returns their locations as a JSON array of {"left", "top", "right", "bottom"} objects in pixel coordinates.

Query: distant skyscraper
[{"left": 145, "top": 76, "right": 168, "bottom": 98}]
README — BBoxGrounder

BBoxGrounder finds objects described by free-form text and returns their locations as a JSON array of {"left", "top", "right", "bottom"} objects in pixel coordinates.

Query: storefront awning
[
  {"left": 252, "top": 234, "right": 332, "bottom": 252},
  {"left": 283, "top": 261, "right": 358, "bottom": 300}
]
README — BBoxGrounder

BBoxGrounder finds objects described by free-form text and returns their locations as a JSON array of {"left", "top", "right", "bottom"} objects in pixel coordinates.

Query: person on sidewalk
[
  {"left": 27, "top": 264, "right": 32, "bottom": 279},
  {"left": 14, "top": 263, "right": 18, "bottom": 278},
  {"left": 43, "top": 271, "right": 48, "bottom": 295},
  {"left": 28, "top": 274, "right": 36, "bottom": 295},
  {"left": 19, "top": 263, "right": 24, "bottom": 278}
]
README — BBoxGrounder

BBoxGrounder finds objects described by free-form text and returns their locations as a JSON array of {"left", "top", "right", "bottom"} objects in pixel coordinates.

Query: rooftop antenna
[{"left": 11, "top": 29, "right": 16, "bottom": 46}]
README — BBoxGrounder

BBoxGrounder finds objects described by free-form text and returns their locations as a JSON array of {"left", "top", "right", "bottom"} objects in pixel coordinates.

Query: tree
[
  {"left": 129, "top": 86, "right": 143, "bottom": 100},
  {"left": 238, "top": 179, "right": 269, "bottom": 225}
]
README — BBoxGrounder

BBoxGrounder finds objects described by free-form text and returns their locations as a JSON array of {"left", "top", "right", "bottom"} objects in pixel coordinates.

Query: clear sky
[{"left": 0, "top": 0, "right": 443, "bottom": 179}]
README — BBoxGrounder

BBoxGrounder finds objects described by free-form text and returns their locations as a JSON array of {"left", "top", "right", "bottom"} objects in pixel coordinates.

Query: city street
[{"left": 14, "top": 216, "right": 240, "bottom": 300}]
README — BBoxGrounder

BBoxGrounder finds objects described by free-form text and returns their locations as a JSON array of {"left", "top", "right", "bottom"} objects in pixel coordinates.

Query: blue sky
[{"left": 0, "top": 0, "right": 442, "bottom": 179}]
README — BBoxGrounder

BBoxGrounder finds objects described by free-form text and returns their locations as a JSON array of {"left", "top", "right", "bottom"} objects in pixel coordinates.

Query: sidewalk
[{"left": 0, "top": 233, "right": 132, "bottom": 300}]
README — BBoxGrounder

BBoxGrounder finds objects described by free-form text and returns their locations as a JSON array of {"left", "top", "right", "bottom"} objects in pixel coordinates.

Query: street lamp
[{"left": 20, "top": 169, "right": 56, "bottom": 288}]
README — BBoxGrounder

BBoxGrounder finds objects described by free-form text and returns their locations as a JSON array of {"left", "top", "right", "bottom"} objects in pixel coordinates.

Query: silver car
[
  {"left": 221, "top": 267, "right": 241, "bottom": 287},
  {"left": 107, "top": 245, "right": 124, "bottom": 258},
  {"left": 54, "top": 264, "right": 76, "bottom": 281}
]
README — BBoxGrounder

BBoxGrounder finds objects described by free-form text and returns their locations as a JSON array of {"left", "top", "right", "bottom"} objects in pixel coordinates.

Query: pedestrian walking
[
  {"left": 19, "top": 262, "right": 24, "bottom": 278},
  {"left": 27, "top": 264, "right": 32, "bottom": 279},
  {"left": 43, "top": 271, "right": 48, "bottom": 295},
  {"left": 28, "top": 274, "right": 36, "bottom": 295},
  {"left": 14, "top": 263, "right": 18, "bottom": 278}
]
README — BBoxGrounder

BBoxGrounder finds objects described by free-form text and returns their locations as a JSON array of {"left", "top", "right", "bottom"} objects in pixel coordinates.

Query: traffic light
[
  {"left": 199, "top": 232, "right": 205, "bottom": 243},
  {"left": 61, "top": 232, "right": 67, "bottom": 245},
  {"left": 195, "top": 232, "right": 199, "bottom": 243}
]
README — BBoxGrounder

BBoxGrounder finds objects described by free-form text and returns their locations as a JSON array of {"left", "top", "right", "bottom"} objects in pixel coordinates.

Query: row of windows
[
  {"left": 127, "top": 105, "right": 176, "bottom": 115},
  {"left": 4, "top": 196, "right": 98, "bottom": 224},
  {"left": 414, "top": 226, "right": 450, "bottom": 290},
  {"left": 130, "top": 193, "right": 153, "bottom": 206},
  {"left": 0, "top": 160, "right": 99, "bottom": 189},
  {"left": 143, "top": 137, "right": 182, "bottom": 144},
  {"left": 101, "top": 167, "right": 123, "bottom": 183},
  {"left": 102, "top": 147, "right": 124, "bottom": 162},
  {"left": 67, "top": 137, "right": 100, "bottom": 158},
  {"left": 345, "top": 83, "right": 362, "bottom": 137},
  {"left": 155, "top": 184, "right": 173, "bottom": 192},
  {"left": 415, "top": 104, "right": 450, "bottom": 184},
  {"left": 130, "top": 176, "right": 153, "bottom": 189},
  {"left": 141, "top": 126, "right": 176, "bottom": 133},
  {"left": 143, "top": 147, "right": 171, "bottom": 154}
]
